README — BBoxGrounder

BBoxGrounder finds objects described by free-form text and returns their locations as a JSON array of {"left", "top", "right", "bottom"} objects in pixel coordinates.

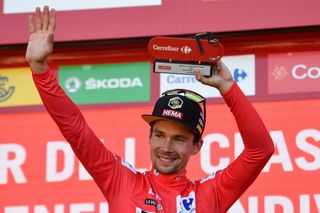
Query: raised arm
[
  {"left": 26, "top": 6, "right": 139, "bottom": 200},
  {"left": 195, "top": 61, "right": 274, "bottom": 211}
]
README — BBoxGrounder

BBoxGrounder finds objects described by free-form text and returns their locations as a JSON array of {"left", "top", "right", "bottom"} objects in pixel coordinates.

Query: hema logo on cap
[{"left": 162, "top": 109, "right": 183, "bottom": 120}]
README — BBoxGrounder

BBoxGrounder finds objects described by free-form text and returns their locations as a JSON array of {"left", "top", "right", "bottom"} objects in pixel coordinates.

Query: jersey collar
[{"left": 150, "top": 166, "right": 189, "bottom": 186}]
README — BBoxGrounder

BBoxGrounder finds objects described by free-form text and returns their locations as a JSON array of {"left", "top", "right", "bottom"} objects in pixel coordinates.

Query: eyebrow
[
  {"left": 152, "top": 127, "right": 188, "bottom": 140},
  {"left": 152, "top": 128, "right": 164, "bottom": 134}
]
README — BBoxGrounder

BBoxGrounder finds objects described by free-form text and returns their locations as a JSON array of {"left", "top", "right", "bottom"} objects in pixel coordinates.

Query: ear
[{"left": 192, "top": 139, "right": 203, "bottom": 155}]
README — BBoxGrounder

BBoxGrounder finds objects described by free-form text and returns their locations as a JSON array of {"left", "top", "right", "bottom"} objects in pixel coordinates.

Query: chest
[{"left": 109, "top": 182, "right": 213, "bottom": 213}]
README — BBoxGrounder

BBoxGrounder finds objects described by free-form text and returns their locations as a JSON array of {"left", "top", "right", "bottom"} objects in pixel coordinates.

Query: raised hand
[
  {"left": 25, "top": 6, "right": 56, "bottom": 73},
  {"left": 195, "top": 60, "right": 234, "bottom": 93}
]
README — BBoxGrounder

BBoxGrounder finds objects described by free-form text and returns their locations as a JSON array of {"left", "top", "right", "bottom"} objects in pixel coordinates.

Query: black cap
[{"left": 142, "top": 94, "right": 205, "bottom": 136}]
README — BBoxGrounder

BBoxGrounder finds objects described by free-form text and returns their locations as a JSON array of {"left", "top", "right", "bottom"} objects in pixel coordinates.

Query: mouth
[
  {"left": 157, "top": 155, "right": 177, "bottom": 163},
  {"left": 153, "top": 153, "right": 181, "bottom": 174}
]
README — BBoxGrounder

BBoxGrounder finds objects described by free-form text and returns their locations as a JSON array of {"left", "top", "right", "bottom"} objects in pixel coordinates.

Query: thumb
[
  {"left": 194, "top": 69, "right": 212, "bottom": 86},
  {"left": 194, "top": 69, "right": 206, "bottom": 82},
  {"left": 214, "top": 60, "right": 223, "bottom": 72}
]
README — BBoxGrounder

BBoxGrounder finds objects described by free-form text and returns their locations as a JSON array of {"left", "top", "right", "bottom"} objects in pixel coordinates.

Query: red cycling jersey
[{"left": 32, "top": 68, "right": 274, "bottom": 213}]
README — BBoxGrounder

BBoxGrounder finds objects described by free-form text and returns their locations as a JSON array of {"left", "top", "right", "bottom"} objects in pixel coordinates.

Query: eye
[
  {"left": 155, "top": 133, "right": 163, "bottom": 138},
  {"left": 152, "top": 132, "right": 164, "bottom": 139},
  {"left": 173, "top": 136, "right": 186, "bottom": 143}
]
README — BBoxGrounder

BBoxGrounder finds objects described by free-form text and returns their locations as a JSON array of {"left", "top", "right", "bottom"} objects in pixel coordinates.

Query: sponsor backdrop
[
  {"left": 160, "top": 55, "right": 255, "bottom": 97},
  {"left": 0, "top": 68, "right": 42, "bottom": 107},
  {"left": 0, "top": 51, "right": 319, "bottom": 212},
  {"left": 268, "top": 51, "right": 320, "bottom": 94},
  {"left": 59, "top": 62, "right": 151, "bottom": 104},
  {"left": 0, "top": 62, "right": 151, "bottom": 108},
  {"left": 1, "top": 0, "right": 320, "bottom": 44},
  {"left": 1, "top": 99, "right": 319, "bottom": 212}
]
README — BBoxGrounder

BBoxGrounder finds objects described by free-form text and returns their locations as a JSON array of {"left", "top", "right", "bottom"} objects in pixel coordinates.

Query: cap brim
[
  {"left": 141, "top": 114, "right": 167, "bottom": 124},
  {"left": 141, "top": 114, "right": 198, "bottom": 134}
]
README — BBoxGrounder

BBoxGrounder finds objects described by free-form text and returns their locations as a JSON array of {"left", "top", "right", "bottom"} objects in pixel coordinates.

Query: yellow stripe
[{"left": 0, "top": 67, "right": 42, "bottom": 107}]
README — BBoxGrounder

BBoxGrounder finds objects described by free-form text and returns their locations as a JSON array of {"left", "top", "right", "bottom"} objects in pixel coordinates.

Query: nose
[{"left": 160, "top": 137, "right": 173, "bottom": 151}]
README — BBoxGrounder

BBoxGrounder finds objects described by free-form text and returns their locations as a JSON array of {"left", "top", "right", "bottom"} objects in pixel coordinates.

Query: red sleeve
[
  {"left": 213, "top": 82, "right": 274, "bottom": 211},
  {"left": 32, "top": 68, "right": 141, "bottom": 201}
]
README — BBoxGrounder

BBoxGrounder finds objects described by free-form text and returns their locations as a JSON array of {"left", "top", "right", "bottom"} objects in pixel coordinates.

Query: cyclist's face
[{"left": 149, "top": 120, "right": 202, "bottom": 174}]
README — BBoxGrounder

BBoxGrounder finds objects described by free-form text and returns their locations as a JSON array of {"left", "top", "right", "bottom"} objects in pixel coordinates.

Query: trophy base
[{"left": 153, "top": 60, "right": 212, "bottom": 77}]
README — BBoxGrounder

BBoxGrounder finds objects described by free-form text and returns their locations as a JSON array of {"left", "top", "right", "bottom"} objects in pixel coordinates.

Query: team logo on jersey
[
  {"left": 176, "top": 191, "right": 196, "bottom": 213},
  {"left": 156, "top": 204, "right": 163, "bottom": 210},
  {"left": 145, "top": 199, "right": 156, "bottom": 206},
  {"left": 153, "top": 169, "right": 159, "bottom": 176}
]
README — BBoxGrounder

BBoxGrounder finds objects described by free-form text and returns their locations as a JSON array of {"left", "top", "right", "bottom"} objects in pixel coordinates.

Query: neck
[{"left": 151, "top": 167, "right": 188, "bottom": 185}]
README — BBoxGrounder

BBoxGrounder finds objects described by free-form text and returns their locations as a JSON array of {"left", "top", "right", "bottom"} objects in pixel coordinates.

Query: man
[{"left": 26, "top": 6, "right": 274, "bottom": 213}]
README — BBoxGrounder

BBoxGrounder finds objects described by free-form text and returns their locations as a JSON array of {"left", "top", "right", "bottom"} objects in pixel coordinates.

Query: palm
[
  {"left": 25, "top": 6, "right": 55, "bottom": 72},
  {"left": 209, "top": 61, "right": 233, "bottom": 86},
  {"left": 26, "top": 30, "right": 53, "bottom": 63}
]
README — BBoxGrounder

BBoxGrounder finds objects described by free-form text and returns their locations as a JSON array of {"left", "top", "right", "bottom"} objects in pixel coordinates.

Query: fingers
[
  {"left": 194, "top": 69, "right": 203, "bottom": 82},
  {"left": 214, "top": 60, "right": 230, "bottom": 74},
  {"left": 33, "top": 6, "right": 55, "bottom": 32},
  {"left": 194, "top": 69, "right": 211, "bottom": 85},
  {"left": 42, "top": 5, "right": 49, "bottom": 30},
  {"left": 28, "top": 15, "right": 35, "bottom": 34},
  {"left": 35, "top": 7, "right": 42, "bottom": 31},
  {"left": 212, "top": 60, "right": 223, "bottom": 76},
  {"left": 214, "top": 60, "right": 222, "bottom": 71},
  {"left": 48, "top": 8, "right": 56, "bottom": 32}
]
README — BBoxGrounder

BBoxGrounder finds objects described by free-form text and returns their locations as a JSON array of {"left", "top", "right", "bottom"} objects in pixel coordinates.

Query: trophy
[{"left": 148, "top": 32, "right": 224, "bottom": 77}]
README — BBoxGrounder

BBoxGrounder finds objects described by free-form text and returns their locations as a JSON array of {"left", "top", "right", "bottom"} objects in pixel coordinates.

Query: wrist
[
  {"left": 29, "top": 61, "right": 48, "bottom": 74},
  {"left": 218, "top": 80, "right": 234, "bottom": 94}
]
